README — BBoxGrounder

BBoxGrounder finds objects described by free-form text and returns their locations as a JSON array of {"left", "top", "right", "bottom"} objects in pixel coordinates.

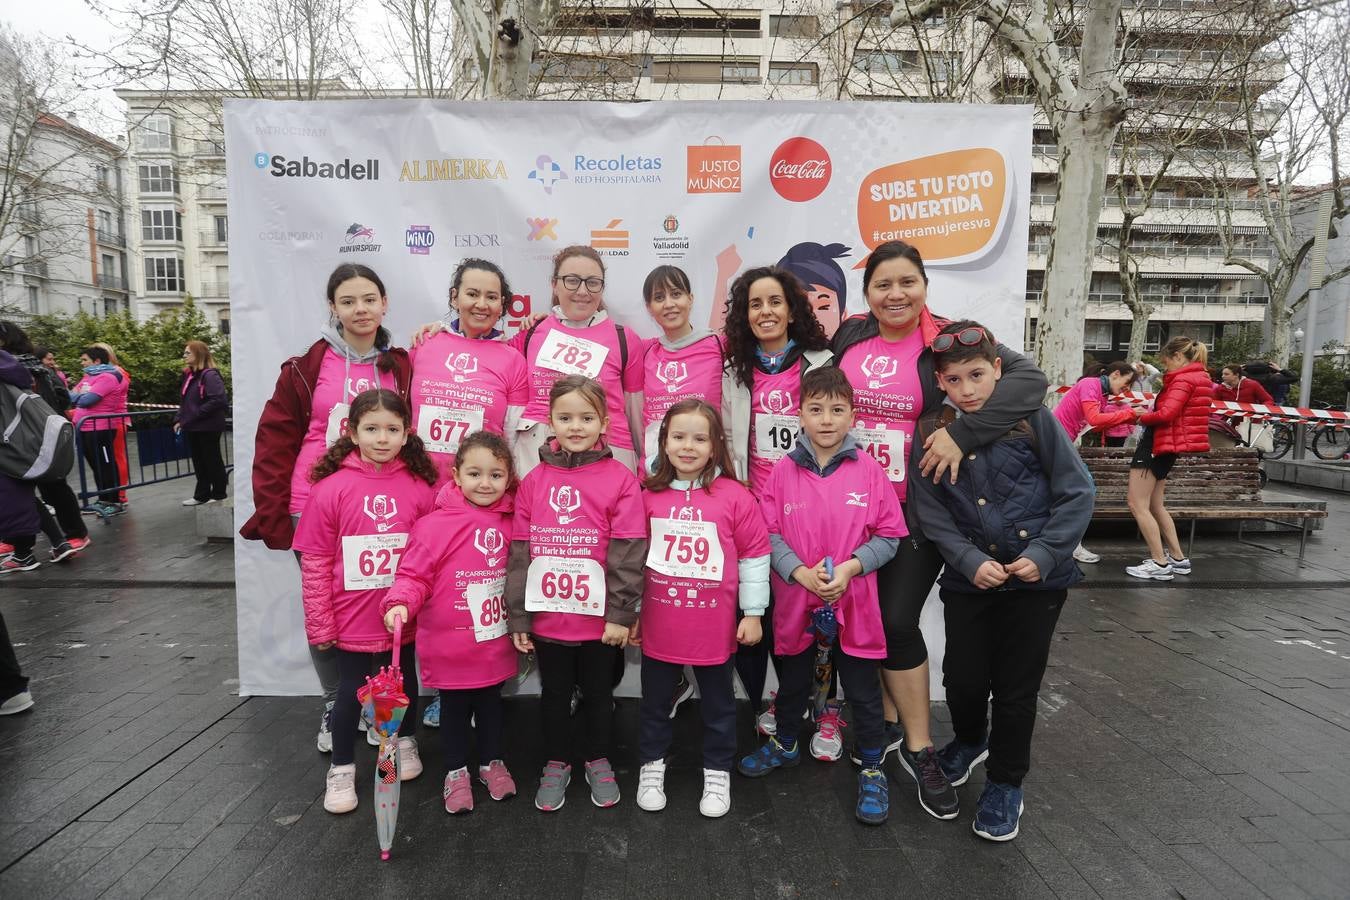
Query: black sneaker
[
  {"left": 849, "top": 720, "right": 905, "bottom": 766},
  {"left": 896, "top": 744, "right": 959, "bottom": 820},
  {"left": 50, "top": 542, "right": 78, "bottom": 563},
  {"left": 668, "top": 673, "right": 695, "bottom": 719}
]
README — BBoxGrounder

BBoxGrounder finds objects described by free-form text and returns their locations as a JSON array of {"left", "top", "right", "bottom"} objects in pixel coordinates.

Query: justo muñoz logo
[{"left": 769, "top": 137, "right": 831, "bottom": 202}]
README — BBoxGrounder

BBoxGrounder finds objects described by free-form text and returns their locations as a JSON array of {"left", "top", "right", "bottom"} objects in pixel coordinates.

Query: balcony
[
  {"left": 196, "top": 139, "right": 226, "bottom": 158},
  {"left": 1025, "top": 289, "right": 1271, "bottom": 323},
  {"left": 198, "top": 230, "right": 229, "bottom": 249},
  {"left": 96, "top": 228, "right": 126, "bottom": 248},
  {"left": 1030, "top": 192, "right": 1263, "bottom": 211},
  {"left": 98, "top": 273, "right": 129, "bottom": 292},
  {"left": 197, "top": 281, "right": 230, "bottom": 298},
  {"left": 22, "top": 259, "right": 48, "bottom": 278},
  {"left": 11, "top": 206, "right": 41, "bottom": 228},
  {"left": 198, "top": 185, "right": 228, "bottom": 203}
]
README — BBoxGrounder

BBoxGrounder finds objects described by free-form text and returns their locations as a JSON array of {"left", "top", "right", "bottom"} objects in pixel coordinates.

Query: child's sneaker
[
  {"left": 316, "top": 700, "right": 334, "bottom": 753},
  {"left": 973, "top": 781, "right": 1024, "bottom": 842},
  {"left": 422, "top": 695, "right": 441, "bottom": 727},
  {"left": 0, "top": 555, "right": 39, "bottom": 574},
  {"left": 668, "top": 673, "right": 695, "bottom": 719},
  {"left": 755, "top": 693, "right": 778, "bottom": 736},
  {"left": 936, "top": 738, "right": 989, "bottom": 787},
  {"left": 397, "top": 736, "right": 422, "bottom": 780},
  {"left": 737, "top": 737, "right": 800, "bottom": 777},
  {"left": 809, "top": 702, "right": 846, "bottom": 762},
  {"left": 478, "top": 760, "right": 517, "bottom": 801},
  {"left": 1165, "top": 551, "right": 1191, "bottom": 575},
  {"left": 49, "top": 542, "right": 78, "bottom": 563},
  {"left": 324, "top": 764, "right": 358, "bottom": 813},
  {"left": 855, "top": 768, "right": 889, "bottom": 825},
  {"left": 896, "top": 744, "right": 959, "bottom": 820},
  {"left": 534, "top": 761, "right": 571, "bottom": 812},
  {"left": 1125, "top": 558, "right": 1173, "bottom": 581},
  {"left": 67, "top": 535, "right": 92, "bottom": 553},
  {"left": 443, "top": 766, "right": 473, "bottom": 814},
  {"left": 636, "top": 760, "right": 667, "bottom": 811},
  {"left": 850, "top": 720, "right": 905, "bottom": 766},
  {"left": 584, "top": 758, "right": 621, "bottom": 808},
  {"left": 699, "top": 769, "right": 731, "bottom": 818}
]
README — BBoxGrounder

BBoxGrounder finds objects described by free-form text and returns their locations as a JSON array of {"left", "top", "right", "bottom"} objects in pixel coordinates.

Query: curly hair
[
  {"left": 723, "top": 265, "right": 828, "bottom": 388},
  {"left": 646, "top": 399, "right": 738, "bottom": 493},
  {"left": 454, "top": 430, "right": 517, "bottom": 490},
  {"left": 309, "top": 389, "right": 438, "bottom": 486}
]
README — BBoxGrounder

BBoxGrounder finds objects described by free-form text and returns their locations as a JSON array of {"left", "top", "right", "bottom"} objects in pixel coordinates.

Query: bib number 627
[{"left": 358, "top": 546, "right": 403, "bottom": 577}]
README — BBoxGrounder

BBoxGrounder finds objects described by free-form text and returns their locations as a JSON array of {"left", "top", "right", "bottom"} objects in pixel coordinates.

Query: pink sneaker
[
  {"left": 478, "top": 760, "right": 517, "bottom": 801},
  {"left": 443, "top": 767, "right": 473, "bottom": 814}
]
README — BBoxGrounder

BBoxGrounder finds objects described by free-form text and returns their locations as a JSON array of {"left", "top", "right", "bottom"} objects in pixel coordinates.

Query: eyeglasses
[
  {"left": 931, "top": 327, "right": 991, "bottom": 353},
  {"left": 555, "top": 274, "right": 605, "bottom": 293}
]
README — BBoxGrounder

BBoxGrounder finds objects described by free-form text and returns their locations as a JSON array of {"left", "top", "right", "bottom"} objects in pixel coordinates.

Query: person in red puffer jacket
[{"left": 1126, "top": 336, "right": 1213, "bottom": 581}]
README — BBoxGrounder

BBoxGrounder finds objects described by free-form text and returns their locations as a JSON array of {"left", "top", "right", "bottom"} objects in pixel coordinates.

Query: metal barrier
[{"left": 72, "top": 409, "right": 234, "bottom": 511}]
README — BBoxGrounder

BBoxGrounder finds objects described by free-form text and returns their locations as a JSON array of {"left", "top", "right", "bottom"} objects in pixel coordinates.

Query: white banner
[{"left": 226, "top": 99, "right": 1031, "bottom": 696}]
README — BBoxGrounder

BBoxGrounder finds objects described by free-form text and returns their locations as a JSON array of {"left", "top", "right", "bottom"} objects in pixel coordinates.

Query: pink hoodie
[
  {"left": 382, "top": 483, "right": 518, "bottom": 690},
  {"left": 1053, "top": 375, "right": 1135, "bottom": 441},
  {"left": 292, "top": 452, "right": 436, "bottom": 651}
]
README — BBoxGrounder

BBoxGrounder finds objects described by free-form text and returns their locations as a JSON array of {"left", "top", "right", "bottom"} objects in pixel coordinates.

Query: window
[
  {"left": 138, "top": 164, "right": 179, "bottom": 195},
  {"left": 768, "top": 62, "right": 818, "bottom": 85},
  {"left": 27, "top": 285, "right": 39, "bottom": 314},
  {"left": 99, "top": 210, "right": 113, "bottom": 234},
  {"left": 1085, "top": 322, "right": 1115, "bottom": 351},
  {"left": 95, "top": 165, "right": 109, "bottom": 189},
  {"left": 214, "top": 216, "right": 229, "bottom": 242},
  {"left": 1143, "top": 323, "right": 1163, "bottom": 352},
  {"left": 138, "top": 114, "right": 174, "bottom": 151},
  {"left": 770, "top": 15, "right": 819, "bottom": 38},
  {"left": 101, "top": 253, "right": 115, "bottom": 277},
  {"left": 218, "top": 309, "right": 231, "bottom": 336},
  {"left": 1190, "top": 324, "right": 1215, "bottom": 346},
  {"left": 651, "top": 58, "right": 760, "bottom": 84},
  {"left": 144, "top": 255, "right": 185, "bottom": 293},
  {"left": 142, "top": 207, "right": 183, "bottom": 242}
]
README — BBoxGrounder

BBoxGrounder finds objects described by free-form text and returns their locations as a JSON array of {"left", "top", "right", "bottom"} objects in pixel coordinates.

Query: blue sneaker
[
  {"left": 422, "top": 695, "right": 441, "bottom": 728},
  {"left": 855, "top": 768, "right": 889, "bottom": 825},
  {"left": 973, "top": 781, "right": 1024, "bottom": 841},
  {"left": 936, "top": 738, "right": 989, "bottom": 787},
  {"left": 737, "top": 737, "right": 800, "bottom": 777}
]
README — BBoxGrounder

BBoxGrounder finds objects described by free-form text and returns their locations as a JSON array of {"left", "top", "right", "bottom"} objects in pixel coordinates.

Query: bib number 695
[{"left": 540, "top": 570, "right": 591, "bottom": 603}]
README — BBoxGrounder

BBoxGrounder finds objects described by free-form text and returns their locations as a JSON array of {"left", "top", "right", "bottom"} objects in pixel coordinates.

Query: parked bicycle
[{"left": 1246, "top": 403, "right": 1348, "bottom": 461}]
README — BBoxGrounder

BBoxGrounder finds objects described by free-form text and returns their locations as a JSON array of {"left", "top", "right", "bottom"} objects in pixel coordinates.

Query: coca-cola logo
[{"left": 769, "top": 137, "right": 831, "bottom": 202}]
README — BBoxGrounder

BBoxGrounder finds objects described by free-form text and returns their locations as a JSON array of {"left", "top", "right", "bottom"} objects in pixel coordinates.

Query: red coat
[
  {"left": 239, "top": 339, "right": 412, "bottom": 550},
  {"left": 1213, "top": 376, "right": 1273, "bottom": 406},
  {"left": 1140, "top": 361, "right": 1213, "bottom": 455}
]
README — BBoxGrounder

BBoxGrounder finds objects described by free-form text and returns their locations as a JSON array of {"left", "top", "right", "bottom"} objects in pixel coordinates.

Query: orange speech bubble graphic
[{"left": 855, "top": 148, "right": 1008, "bottom": 267}]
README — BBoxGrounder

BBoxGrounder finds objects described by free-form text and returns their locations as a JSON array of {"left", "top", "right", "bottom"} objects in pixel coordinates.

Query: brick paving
[{"left": 1, "top": 479, "right": 1347, "bottom": 899}]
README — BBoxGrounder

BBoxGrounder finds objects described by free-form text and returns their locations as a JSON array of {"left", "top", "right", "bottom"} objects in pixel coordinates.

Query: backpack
[
  {"left": 25, "top": 360, "right": 70, "bottom": 413},
  {"left": 522, "top": 318, "right": 630, "bottom": 370},
  {"left": 0, "top": 381, "right": 75, "bottom": 480}
]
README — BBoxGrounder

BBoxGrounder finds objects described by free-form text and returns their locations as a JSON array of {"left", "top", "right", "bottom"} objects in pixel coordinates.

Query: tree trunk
[{"left": 1125, "top": 301, "right": 1153, "bottom": 363}]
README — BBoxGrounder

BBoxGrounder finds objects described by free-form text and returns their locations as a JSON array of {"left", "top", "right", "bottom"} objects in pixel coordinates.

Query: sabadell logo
[
  {"left": 769, "top": 138, "right": 831, "bottom": 202},
  {"left": 255, "top": 152, "right": 380, "bottom": 180}
]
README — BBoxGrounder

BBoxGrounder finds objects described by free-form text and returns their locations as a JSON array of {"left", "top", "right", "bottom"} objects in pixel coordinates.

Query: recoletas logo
[{"left": 257, "top": 153, "right": 380, "bottom": 180}]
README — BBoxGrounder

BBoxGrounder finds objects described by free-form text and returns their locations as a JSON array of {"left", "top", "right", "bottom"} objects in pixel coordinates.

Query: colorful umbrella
[
  {"left": 807, "top": 558, "right": 840, "bottom": 720},
  {"left": 356, "top": 615, "right": 409, "bottom": 861}
]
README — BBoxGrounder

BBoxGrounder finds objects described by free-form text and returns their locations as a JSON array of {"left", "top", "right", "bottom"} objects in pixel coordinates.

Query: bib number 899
[
  {"left": 540, "top": 571, "right": 591, "bottom": 602},
  {"left": 478, "top": 594, "right": 506, "bottom": 627}
]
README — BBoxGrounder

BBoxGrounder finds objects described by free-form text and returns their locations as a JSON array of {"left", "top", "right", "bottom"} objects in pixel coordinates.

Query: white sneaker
[
  {"left": 755, "top": 697, "right": 777, "bottom": 736},
  {"left": 397, "top": 736, "right": 423, "bottom": 780},
  {"left": 699, "top": 769, "right": 731, "bottom": 818},
  {"left": 1072, "top": 543, "right": 1101, "bottom": 564},
  {"left": 809, "top": 702, "right": 846, "bottom": 762},
  {"left": 0, "top": 691, "right": 34, "bottom": 715},
  {"left": 1165, "top": 552, "right": 1191, "bottom": 575},
  {"left": 636, "top": 760, "right": 667, "bottom": 812},
  {"left": 1125, "top": 558, "right": 1173, "bottom": 581},
  {"left": 181, "top": 498, "right": 206, "bottom": 506},
  {"left": 324, "top": 764, "right": 358, "bottom": 813},
  {"left": 316, "top": 700, "right": 334, "bottom": 753}
]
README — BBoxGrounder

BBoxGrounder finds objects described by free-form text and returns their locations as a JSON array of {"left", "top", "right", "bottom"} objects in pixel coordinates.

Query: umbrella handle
[{"left": 391, "top": 613, "right": 404, "bottom": 657}]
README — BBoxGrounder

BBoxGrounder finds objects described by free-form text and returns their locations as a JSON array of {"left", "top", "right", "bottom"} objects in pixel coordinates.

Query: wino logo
[
  {"left": 474, "top": 527, "right": 506, "bottom": 567},
  {"left": 406, "top": 225, "right": 435, "bottom": 255},
  {"left": 363, "top": 495, "right": 399, "bottom": 532},
  {"left": 548, "top": 485, "right": 585, "bottom": 525}
]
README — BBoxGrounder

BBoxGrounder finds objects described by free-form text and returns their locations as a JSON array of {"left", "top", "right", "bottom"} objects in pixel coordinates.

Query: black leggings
[
  {"left": 877, "top": 536, "right": 944, "bottom": 671},
  {"left": 734, "top": 595, "right": 779, "bottom": 712},
  {"left": 535, "top": 638, "right": 620, "bottom": 763},
  {"left": 1104, "top": 434, "right": 1128, "bottom": 448},
  {"left": 439, "top": 683, "right": 506, "bottom": 771},
  {"left": 37, "top": 479, "right": 87, "bottom": 540},
  {"left": 331, "top": 643, "right": 418, "bottom": 766}
]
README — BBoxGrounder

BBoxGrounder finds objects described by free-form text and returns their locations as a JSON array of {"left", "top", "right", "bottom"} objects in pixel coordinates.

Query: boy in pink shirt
[{"left": 738, "top": 368, "right": 905, "bottom": 826}]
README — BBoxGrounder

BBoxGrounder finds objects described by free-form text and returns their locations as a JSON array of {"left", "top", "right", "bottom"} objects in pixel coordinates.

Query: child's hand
[
  {"left": 315, "top": 640, "right": 336, "bottom": 651},
  {"left": 973, "top": 560, "right": 1010, "bottom": 590},
  {"left": 627, "top": 621, "right": 642, "bottom": 647},
  {"left": 512, "top": 632, "right": 535, "bottom": 653},
  {"left": 383, "top": 606, "right": 408, "bottom": 631},
  {"left": 818, "top": 558, "right": 862, "bottom": 603},
  {"left": 1006, "top": 557, "right": 1041, "bottom": 583},
  {"left": 736, "top": 616, "right": 763, "bottom": 646},
  {"left": 410, "top": 321, "right": 444, "bottom": 346},
  {"left": 601, "top": 622, "right": 630, "bottom": 648},
  {"left": 792, "top": 564, "right": 829, "bottom": 599}
]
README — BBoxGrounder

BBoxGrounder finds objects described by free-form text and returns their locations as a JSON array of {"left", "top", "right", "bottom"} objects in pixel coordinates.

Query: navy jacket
[
  {"left": 910, "top": 404, "right": 1094, "bottom": 594},
  {"left": 176, "top": 367, "right": 229, "bottom": 432},
  {"left": 0, "top": 350, "right": 39, "bottom": 536}
]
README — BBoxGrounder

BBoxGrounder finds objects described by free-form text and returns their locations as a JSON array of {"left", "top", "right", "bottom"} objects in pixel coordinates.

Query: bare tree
[{"left": 376, "top": 0, "right": 461, "bottom": 97}]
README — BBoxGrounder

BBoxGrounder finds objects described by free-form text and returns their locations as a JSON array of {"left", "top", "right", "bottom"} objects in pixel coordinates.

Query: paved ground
[{"left": 1, "top": 478, "right": 1348, "bottom": 899}]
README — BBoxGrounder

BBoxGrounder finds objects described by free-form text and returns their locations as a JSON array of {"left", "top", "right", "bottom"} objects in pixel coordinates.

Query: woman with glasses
[
  {"left": 831, "top": 240, "right": 1048, "bottom": 823},
  {"left": 508, "top": 245, "right": 644, "bottom": 475}
]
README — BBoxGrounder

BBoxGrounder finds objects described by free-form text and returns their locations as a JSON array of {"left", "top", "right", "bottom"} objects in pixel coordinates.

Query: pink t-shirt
[
  {"left": 384, "top": 484, "right": 517, "bottom": 690},
  {"left": 748, "top": 364, "right": 805, "bottom": 492},
  {"left": 641, "top": 334, "right": 725, "bottom": 456},
  {"left": 509, "top": 317, "right": 644, "bottom": 450},
  {"left": 409, "top": 331, "right": 529, "bottom": 487},
  {"left": 760, "top": 451, "right": 906, "bottom": 659},
  {"left": 640, "top": 477, "right": 771, "bottom": 665},
  {"left": 291, "top": 455, "right": 436, "bottom": 650},
  {"left": 289, "top": 348, "right": 390, "bottom": 514},
  {"left": 72, "top": 370, "right": 127, "bottom": 431},
  {"left": 513, "top": 453, "right": 646, "bottom": 643},
  {"left": 837, "top": 331, "right": 926, "bottom": 502}
]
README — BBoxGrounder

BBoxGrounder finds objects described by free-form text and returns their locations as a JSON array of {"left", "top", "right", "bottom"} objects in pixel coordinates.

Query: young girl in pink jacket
[
  {"left": 292, "top": 389, "right": 438, "bottom": 815},
  {"left": 383, "top": 431, "right": 520, "bottom": 814},
  {"left": 504, "top": 375, "right": 648, "bottom": 813}
]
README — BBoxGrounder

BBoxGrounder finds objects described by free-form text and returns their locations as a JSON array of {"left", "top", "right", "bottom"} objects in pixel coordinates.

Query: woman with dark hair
[
  {"left": 722, "top": 264, "right": 833, "bottom": 736},
  {"left": 240, "top": 263, "right": 413, "bottom": 754},
  {"left": 175, "top": 340, "right": 231, "bottom": 506},
  {"left": 832, "top": 240, "right": 1049, "bottom": 822},
  {"left": 777, "top": 242, "right": 851, "bottom": 338}
]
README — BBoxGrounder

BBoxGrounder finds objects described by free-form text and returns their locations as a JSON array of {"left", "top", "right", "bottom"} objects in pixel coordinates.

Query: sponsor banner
[{"left": 226, "top": 99, "right": 1031, "bottom": 695}]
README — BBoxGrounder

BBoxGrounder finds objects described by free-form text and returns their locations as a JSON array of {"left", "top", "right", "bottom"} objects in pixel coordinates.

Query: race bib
[
  {"left": 852, "top": 425, "right": 906, "bottom": 483},
  {"left": 647, "top": 518, "right": 725, "bottom": 580},
  {"left": 341, "top": 533, "right": 408, "bottom": 590},
  {"left": 536, "top": 329, "right": 609, "bottom": 379},
  {"left": 524, "top": 556, "right": 606, "bottom": 616},
  {"left": 754, "top": 413, "right": 799, "bottom": 461},
  {"left": 416, "top": 403, "right": 485, "bottom": 454},
  {"left": 325, "top": 402, "right": 351, "bottom": 445},
  {"left": 466, "top": 577, "right": 508, "bottom": 642}
]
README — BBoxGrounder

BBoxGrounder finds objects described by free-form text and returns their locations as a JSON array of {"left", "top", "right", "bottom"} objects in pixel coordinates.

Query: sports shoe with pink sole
[
  {"left": 478, "top": 760, "right": 517, "bottom": 801},
  {"left": 443, "top": 767, "right": 473, "bottom": 814}
]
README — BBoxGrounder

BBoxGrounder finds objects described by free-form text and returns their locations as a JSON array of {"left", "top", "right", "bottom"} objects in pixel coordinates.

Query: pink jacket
[{"left": 1054, "top": 375, "right": 1136, "bottom": 440}]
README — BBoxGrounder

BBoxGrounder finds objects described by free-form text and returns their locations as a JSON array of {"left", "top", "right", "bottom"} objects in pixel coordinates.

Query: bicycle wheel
[
  {"left": 1269, "top": 424, "right": 1294, "bottom": 459},
  {"left": 1312, "top": 424, "right": 1349, "bottom": 460}
]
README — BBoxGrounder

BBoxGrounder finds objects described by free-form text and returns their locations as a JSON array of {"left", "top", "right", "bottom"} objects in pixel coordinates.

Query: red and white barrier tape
[
  {"left": 127, "top": 402, "right": 181, "bottom": 410},
  {"left": 1052, "top": 387, "right": 1349, "bottom": 428}
]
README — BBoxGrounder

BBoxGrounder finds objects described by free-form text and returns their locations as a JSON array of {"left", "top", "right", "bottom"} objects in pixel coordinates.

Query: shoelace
[
  {"left": 816, "top": 706, "right": 846, "bottom": 739},
  {"left": 917, "top": 750, "right": 950, "bottom": 791}
]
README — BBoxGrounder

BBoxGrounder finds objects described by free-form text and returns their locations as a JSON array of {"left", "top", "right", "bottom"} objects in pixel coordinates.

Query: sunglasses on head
[{"left": 931, "top": 327, "right": 991, "bottom": 353}]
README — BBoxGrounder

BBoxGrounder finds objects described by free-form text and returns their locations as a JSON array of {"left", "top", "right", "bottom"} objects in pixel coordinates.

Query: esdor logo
[{"left": 769, "top": 137, "right": 831, "bottom": 202}]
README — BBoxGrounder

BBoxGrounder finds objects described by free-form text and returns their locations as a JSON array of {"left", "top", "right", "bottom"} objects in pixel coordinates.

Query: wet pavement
[{"left": 1, "top": 478, "right": 1347, "bottom": 898}]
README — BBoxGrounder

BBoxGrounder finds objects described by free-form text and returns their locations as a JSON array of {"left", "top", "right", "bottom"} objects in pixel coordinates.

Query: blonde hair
[
  {"left": 185, "top": 340, "right": 215, "bottom": 370},
  {"left": 92, "top": 342, "right": 120, "bottom": 365},
  {"left": 1160, "top": 335, "right": 1207, "bottom": 367}
]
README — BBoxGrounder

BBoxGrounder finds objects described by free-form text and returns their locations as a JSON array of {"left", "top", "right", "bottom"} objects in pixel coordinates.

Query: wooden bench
[{"left": 1080, "top": 447, "right": 1328, "bottom": 563}]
